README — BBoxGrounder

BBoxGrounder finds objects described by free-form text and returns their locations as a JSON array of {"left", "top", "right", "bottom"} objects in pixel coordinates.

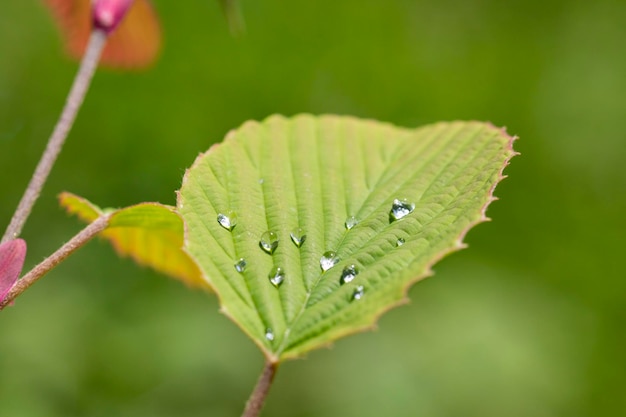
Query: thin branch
[
  {"left": 1, "top": 29, "right": 108, "bottom": 244},
  {"left": 241, "top": 360, "right": 279, "bottom": 417},
  {"left": 0, "top": 215, "right": 110, "bottom": 310}
]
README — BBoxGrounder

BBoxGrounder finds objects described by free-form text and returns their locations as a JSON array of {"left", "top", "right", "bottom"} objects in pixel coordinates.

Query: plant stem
[
  {"left": 1, "top": 29, "right": 108, "bottom": 245},
  {"left": 241, "top": 360, "right": 279, "bottom": 417},
  {"left": 0, "top": 215, "right": 110, "bottom": 310}
]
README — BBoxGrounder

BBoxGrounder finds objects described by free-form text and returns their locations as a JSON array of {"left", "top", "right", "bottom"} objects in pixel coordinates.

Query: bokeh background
[{"left": 1, "top": 1, "right": 625, "bottom": 416}]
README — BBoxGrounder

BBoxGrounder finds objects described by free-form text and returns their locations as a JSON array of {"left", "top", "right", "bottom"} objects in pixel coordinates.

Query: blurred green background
[{"left": 1, "top": 0, "right": 625, "bottom": 416}]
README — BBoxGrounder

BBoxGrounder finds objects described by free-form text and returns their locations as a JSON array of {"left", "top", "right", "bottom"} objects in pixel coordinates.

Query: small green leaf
[
  {"left": 59, "top": 192, "right": 207, "bottom": 290},
  {"left": 178, "top": 114, "right": 516, "bottom": 361}
]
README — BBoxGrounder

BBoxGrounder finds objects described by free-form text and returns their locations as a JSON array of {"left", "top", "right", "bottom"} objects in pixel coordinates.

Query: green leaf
[
  {"left": 59, "top": 192, "right": 207, "bottom": 290},
  {"left": 178, "top": 114, "right": 516, "bottom": 361}
]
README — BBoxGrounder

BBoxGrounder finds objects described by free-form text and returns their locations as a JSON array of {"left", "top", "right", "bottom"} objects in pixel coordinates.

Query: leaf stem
[
  {"left": 1, "top": 29, "right": 108, "bottom": 244},
  {"left": 0, "top": 215, "right": 110, "bottom": 310},
  {"left": 241, "top": 360, "right": 279, "bottom": 417}
]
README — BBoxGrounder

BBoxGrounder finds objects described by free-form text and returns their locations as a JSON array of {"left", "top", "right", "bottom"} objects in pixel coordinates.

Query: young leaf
[
  {"left": 59, "top": 192, "right": 207, "bottom": 289},
  {"left": 0, "top": 239, "right": 27, "bottom": 302},
  {"left": 178, "top": 114, "right": 516, "bottom": 362}
]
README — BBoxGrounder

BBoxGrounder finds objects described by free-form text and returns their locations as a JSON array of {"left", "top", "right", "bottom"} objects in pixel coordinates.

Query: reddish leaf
[{"left": 0, "top": 239, "right": 27, "bottom": 302}]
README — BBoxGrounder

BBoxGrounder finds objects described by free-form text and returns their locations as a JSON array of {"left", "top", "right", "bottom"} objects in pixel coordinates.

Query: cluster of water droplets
[
  {"left": 389, "top": 198, "right": 414, "bottom": 249},
  {"left": 217, "top": 213, "right": 313, "bottom": 290},
  {"left": 217, "top": 196, "right": 416, "bottom": 310}
]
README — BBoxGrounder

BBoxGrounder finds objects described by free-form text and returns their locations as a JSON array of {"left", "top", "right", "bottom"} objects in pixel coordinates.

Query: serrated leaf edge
[{"left": 177, "top": 115, "right": 519, "bottom": 363}]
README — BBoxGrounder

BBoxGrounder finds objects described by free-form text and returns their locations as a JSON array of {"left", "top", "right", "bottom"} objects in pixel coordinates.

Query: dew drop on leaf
[
  {"left": 265, "top": 328, "right": 275, "bottom": 341},
  {"left": 217, "top": 211, "right": 237, "bottom": 231},
  {"left": 260, "top": 231, "right": 279, "bottom": 254},
  {"left": 345, "top": 216, "right": 358, "bottom": 230},
  {"left": 268, "top": 266, "right": 285, "bottom": 288},
  {"left": 396, "top": 238, "right": 405, "bottom": 247},
  {"left": 234, "top": 258, "right": 247, "bottom": 273},
  {"left": 320, "top": 251, "right": 340, "bottom": 272},
  {"left": 352, "top": 285, "right": 365, "bottom": 301},
  {"left": 290, "top": 228, "right": 307, "bottom": 248},
  {"left": 389, "top": 198, "right": 415, "bottom": 222},
  {"left": 340, "top": 264, "right": 359, "bottom": 285}
]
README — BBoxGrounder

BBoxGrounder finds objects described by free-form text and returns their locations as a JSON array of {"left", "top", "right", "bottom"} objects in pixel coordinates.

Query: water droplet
[
  {"left": 217, "top": 211, "right": 237, "bottom": 231},
  {"left": 265, "top": 328, "right": 274, "bottom": 341},
  {"left": 345, "top": 216, "right": 358, "bottom": 230},
  {"left": 234, "top": 258, "right": 247, "bottom": 273},
  {"left": 259, "top": 178, "right": 264, "bottom": 184},
  {"left": 389, "top": 198, "right": 415, "bottom": 222},
  {"left": 259, "top": 231, "right": 279, "bottom": 254},
  {"left": 320, "top": 251, "right": 340, "bottom": 272},
  {"left": 352, "top": 285, "right": 365, "bottom": 301},
  {"left": 340, "top": 264, "right": 359, "bottom": 285},
  {"left": 268, "top": 267, "right": 285, "bottom": 287},
  {"left": 290, "top": 228, "right": 307, "bottom": 247},
  {"left": 396, "top": 238, "right": 405, "bottom": 247}
]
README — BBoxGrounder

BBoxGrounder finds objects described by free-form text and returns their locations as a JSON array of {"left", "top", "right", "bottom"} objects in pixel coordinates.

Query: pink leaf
[{"left": 0, "top": 239, "right": 27, "bottom": 302}]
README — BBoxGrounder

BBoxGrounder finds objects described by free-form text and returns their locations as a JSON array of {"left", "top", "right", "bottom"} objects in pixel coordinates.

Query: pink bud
[
  {"left": 93, "top": 0, "right": 135, "bottom": 34},
  {"left": 43, "top": 0, "right": 161, "bottom": 69},
  {"left": 0, "top": 239, "right": 27, "bottom": 302}
]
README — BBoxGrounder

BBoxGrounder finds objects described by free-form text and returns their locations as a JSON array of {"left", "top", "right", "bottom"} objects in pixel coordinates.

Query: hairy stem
[
  {"left": 0, "top": 215, "right": 110, "bottom": 310},
  {"left": 1, "top": 30, "right": 108, "bottom": 244},
  {"left": 241, "top": 361, "right": 279, "bottom": 417}
]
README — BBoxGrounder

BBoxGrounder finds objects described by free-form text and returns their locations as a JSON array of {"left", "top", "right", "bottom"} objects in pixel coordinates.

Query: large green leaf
[{"left": 178, "top": 114, "right": 516, "bottom": 361}]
